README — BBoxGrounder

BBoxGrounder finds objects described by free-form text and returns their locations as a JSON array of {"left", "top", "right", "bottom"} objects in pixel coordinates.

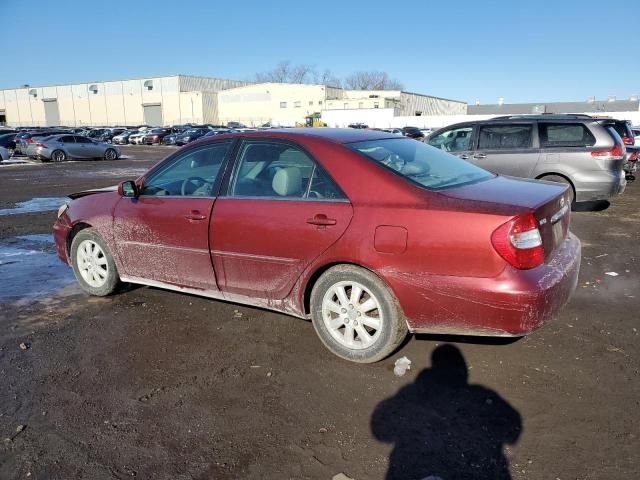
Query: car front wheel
[
  {"left": 104, "top": 148, "right": 118, "bottom": 161},
  {"left": 70, "top": 228, "right": 120, "bottom": 296},
  {"left": 310, "top": 265, "right": 408, "bottom": 363}
]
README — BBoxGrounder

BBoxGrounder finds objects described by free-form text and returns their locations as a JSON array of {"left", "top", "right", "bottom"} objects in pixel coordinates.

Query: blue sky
[{"left": 2, "top": 0, "right": 638, "bottom": 103}]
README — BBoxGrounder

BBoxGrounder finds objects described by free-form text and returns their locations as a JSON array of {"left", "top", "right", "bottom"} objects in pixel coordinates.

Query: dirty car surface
[{"left": 53, "top": 128, "right": 581, "bottom": 362}]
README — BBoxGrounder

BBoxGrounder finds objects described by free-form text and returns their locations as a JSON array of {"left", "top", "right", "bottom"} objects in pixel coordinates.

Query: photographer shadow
[{"left": 371, "top": 344, "right": 522, "bottom": 480}]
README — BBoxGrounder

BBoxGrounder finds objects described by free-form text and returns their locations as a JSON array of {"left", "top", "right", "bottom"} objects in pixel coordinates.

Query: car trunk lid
[{"left": 441, "top": 175, "right": 571, "bottom": 262}]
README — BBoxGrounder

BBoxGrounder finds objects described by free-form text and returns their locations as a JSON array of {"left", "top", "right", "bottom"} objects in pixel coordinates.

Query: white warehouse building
[
  {"left": 0, "top": 75, "right": 249, "bottom": 127},
  {"left": 0, "top": 74, "right": 466, "bottom": 127}
]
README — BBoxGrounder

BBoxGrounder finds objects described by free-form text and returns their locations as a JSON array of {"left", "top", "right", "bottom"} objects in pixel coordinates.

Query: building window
[
  {"left": 294, "top": 101, "right": 301, "bottom": 108},
  {"left": 309, "top": 101, "right": 313, "bottom": 106},
  {"left": 280, "top": 102, "right": 287, "bottom": 108},
  {"left": 374, "top": 102, "right": 379, "bottom": 108},
  {"left": 415, "top": 111, "right": 422, "bottom": 116},
  {"left": 318, "top": 100, "right": 323, "bottom": 105}
]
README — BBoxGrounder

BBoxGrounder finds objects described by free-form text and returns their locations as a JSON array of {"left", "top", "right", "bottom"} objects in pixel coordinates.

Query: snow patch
[{"left": 0, "top": 197, "right": 68, "bottom": 216}]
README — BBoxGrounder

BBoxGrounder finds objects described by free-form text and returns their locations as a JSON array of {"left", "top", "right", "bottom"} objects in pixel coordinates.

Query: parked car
[
  {"left": 53, "top": 128, "right": 580, "bottom": 363},
  {"left": 174, "top": 128, "right": 209, "bottom": 146},
  {"left": 426, "top": 115, "right": 627, "bottom": 204},
  {"left": 632, "top": 127, "right": 640, "bottom": 146},
  {"left": 0, "top": 133, "right": 18, "bottom": 156},
  {"left": 348, "top": 123, "right": 369, "bottom": 129},
  {"left": 0, "top": 145, "right": 10, "bottom": 161},
  {"left": 401, "top": 126, "right": 425, "bottom": 139},
  {"left": 128, "top": 131, "right": 149, "bottom": 145},
  {"left": 16, "top": 129, "right": 71, "bottom": 154},
  {"left": 98, "top": 128, "right": 127, "bottom": 143},
  {"left": 203, "top": 129, "right": 231, "bottom": 138},
  {"left": 382, "top": 128, "right": 403, "bottom": 135},
  {"left": 112, "top": 130, "right": 138, "bottom": 145},
  {"left": 28, "top": 134, "right": 120, "bottom": 162},
  {"left": 142, "top": 128, "right": 172, "bottom": 145}
]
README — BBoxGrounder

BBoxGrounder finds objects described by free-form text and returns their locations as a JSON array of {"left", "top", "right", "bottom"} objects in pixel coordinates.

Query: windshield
[{"left": 348, "top": 138, "right": 494, "bottom": 190}]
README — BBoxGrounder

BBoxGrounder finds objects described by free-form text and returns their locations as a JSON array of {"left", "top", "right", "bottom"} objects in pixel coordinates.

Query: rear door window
[
  {"left": 59, "top": 136, "right": 75, "bottom": 143},
  {"left": 428, "top": 126, "right": 474, "bottom": 152},
  {"left": 539, "top": 123, "right": 595, "bottom": 148},
  {"left": 478, "top": 124, "right": 533, "bottom": 150}
]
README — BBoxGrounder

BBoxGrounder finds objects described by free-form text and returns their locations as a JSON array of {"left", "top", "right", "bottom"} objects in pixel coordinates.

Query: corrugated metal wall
[
  {"left": 201, "top": 92, "right": 220, "bottom": 124},
  {"left": 399, "top": 93, "right": 467, "bottom": 116},
  {"left": 178, "top": 75, "right": 250, "bottom": 93}
]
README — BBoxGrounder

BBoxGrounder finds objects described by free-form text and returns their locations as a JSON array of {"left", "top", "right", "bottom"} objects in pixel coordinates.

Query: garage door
[
  {"left": 43, "top": 99, "right": 60, "bottom": 127},
  {"left": 143, "top": 104, "right": 163, "bottom": 126}
]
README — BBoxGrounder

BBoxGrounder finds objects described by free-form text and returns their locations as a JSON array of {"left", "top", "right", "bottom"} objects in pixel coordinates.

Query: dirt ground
[{"left": 0, "top": 146, "right": 638, "bottom": 480}]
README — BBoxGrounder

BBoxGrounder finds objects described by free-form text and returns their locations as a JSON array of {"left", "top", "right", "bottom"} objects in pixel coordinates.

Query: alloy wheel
[
  {"left": 321, "top": 280, "right": 383, "bottom": 350},
  {"left": 76, "top": 239, "right": 109, "bottom": 288}
]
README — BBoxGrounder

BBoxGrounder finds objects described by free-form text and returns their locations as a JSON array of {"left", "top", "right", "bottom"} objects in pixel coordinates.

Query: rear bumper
[
  {"left": 387, "top": 233, "right": 581, "bottom": 336},
  {"left": 574, "top": 170, "right": 626, "bottom": 202}
]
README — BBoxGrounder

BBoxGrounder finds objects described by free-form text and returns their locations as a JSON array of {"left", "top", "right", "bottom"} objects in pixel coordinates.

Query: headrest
[{"left": 272, "top": 167, "right": 302, "bottom": 196}]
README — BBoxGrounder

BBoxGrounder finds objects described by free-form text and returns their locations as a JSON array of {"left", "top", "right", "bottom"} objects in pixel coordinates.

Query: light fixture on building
[
  {"left": 28, "top": 89, "right": 38, "bottom": 98},
  {"left": 89, "top": 85, "right": 98, "bottom": 95},
  {"left": 143, "top": 80, "right": 154, "bottom": 91}
]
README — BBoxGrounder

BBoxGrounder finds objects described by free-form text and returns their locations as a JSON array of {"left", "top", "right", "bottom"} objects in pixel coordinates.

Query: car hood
[{"left": 68, "top": 185, "right": 118, "bottom": 199}]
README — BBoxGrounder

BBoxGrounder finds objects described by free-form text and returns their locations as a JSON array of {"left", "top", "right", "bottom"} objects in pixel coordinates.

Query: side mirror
[{"left": 119, "top": 180, "right": 138, "bottom": 198}]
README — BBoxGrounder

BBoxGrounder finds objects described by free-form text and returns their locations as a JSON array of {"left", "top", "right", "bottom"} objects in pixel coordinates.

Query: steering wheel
[{"left": 181, "top": 176, "right": 208, "bottom": 196}]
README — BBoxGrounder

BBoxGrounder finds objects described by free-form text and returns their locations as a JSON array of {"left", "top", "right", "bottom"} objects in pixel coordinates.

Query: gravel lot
[{"left": 0, "top": 146, "right": 638, "bottom": 480}]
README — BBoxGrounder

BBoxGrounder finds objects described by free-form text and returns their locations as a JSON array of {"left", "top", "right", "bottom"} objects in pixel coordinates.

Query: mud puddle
[
  {"left": 0, "top": 197, "right": 68, "bottom": 215},
  {"left": 0, "top": 233, "right": 77, "bottom": 300}
]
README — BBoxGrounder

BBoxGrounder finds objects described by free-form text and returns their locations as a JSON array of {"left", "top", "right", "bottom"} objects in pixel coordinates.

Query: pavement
[{"left": 0, "top": 145, "right": 638, "bottom": 479}]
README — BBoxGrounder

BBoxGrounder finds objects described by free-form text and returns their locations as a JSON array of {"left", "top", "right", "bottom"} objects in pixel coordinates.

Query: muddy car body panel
[{"left": 54, "top": 129, "right": 581, "bottom": 336}]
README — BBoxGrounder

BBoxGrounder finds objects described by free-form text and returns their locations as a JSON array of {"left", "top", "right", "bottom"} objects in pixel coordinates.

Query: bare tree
[
  {"left": 256, "top": 62, "right": 402, "bottom": 90},
  {"left": 344, "top": 71, "right": 403, "bottom": 90}
]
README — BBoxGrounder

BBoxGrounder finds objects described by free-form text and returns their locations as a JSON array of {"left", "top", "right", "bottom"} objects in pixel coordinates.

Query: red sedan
[{"left": 53, "top": 129, "right": 580, "bottom": 363}]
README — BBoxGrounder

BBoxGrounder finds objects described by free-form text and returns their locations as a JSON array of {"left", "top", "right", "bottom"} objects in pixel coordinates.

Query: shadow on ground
[{"left": 371, "top": 344, "right": 522, "bottom": 480}]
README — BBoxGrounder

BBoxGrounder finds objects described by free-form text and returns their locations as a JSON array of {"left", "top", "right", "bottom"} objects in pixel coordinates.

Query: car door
[
  {"left": 210, "top": 139, "right": 353, "bottom": 300},
  {"left": 71, "top": 135, "right": 96, "bottom": 158},
  {"left": 113, "top": 141, "right": 235, "bottom": 290},
  {"left": 427, "top": 125, "right": 476, "bottom": 161},
  {"left": 56, "top": 135, "right": 77, "bottom": 156},
  {"left": 473, "top": 123, "right": 540, "bottom": 178}
]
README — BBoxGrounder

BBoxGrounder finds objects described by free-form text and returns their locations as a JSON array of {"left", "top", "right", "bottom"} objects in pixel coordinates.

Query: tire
[
  {"left": 310, "top": 265, "right": 408, "bottom": 363},
  {"left": 539, "top": 174, "right": 575, "bottom": 205},
  {"left": 51, "top": 150, "right": 66, "bottom": 163},
  {"left": 70, "top": 228, "right": 120, "bottom": 296},
  {"left": 104, "top": 148, "right": 118, "bottom": 161}
]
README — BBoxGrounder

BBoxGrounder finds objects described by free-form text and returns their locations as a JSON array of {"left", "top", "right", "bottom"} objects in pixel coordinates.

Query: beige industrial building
[
  {"left": 0, "top": 74, "right": 466, "bottom": 127},
  {"left": 0, "top": 75, "right": 249, "bottom": 127}
]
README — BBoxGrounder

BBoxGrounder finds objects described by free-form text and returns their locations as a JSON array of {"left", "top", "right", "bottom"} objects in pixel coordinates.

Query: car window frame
[
  {"left": 221, "top": 137, "right": 350, "bottom": 203},
  {"left": 428, "top": 123, "right": 477, "bottom": 153},
  {"left": 476, "top": 122, "right": 539, "bottom": 152},
  {"left": 138, "top": 139, "right": 238, "bottom": 199},
  {"left": 538, "top": 121, "right": 596, "bottom": 150}
]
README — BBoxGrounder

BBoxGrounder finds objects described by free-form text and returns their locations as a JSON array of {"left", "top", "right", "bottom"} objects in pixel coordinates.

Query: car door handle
[
  {"left": 459, "top": 154, "right": 469, "bottom": 160},
  {"left": 473, "top": 153, "right": 487, "bottom": 159},
  {"left": 307, "top": 214, "right": 337, "bottom": 227},
  {"left": 184, "top": 210, "right": 207, "bottom": 221}
]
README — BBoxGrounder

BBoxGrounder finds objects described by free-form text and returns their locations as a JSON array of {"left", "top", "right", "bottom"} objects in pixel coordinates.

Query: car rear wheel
[
  {"left": 51, "top": 150, "right": 66, "bottom": 162},
  {"left": 104, "top": 148, "right": 117, "bottom": 161},
  {"left": 539, "top": 174, "right": 575, "bottom": 205},
  {"left": 310, "top": 265, "right": 408, "bottom": 363},
  {"left": 70, "top": 228, "right": 120, "bottom": 296}
]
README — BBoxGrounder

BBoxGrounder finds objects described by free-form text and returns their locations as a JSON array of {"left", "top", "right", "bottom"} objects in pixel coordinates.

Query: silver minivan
[{"left": 426, "top": 115, "right": 627, "bottom": 204}]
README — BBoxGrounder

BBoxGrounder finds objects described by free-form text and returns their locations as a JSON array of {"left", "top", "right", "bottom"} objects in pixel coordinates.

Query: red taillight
[
  {"left": 35, "top": 143, "right": 45, "bottom": 148},
  {"left": 622, "top": 136, "right": 633, "bottom": 145},
  {"left": 591, "top": 145, "right": 624, "bottom": 159},
  {"left": 629, "top": 151, "right": 638, "bottom": 162},
  {"left": 26, "top": 138, "right": 34, "bottom": 143},
  {"left": 491, "top": 213, "right": 544, "bottom": 270}
]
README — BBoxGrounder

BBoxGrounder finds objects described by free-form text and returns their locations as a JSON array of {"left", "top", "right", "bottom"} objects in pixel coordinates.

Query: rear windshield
[
  {"left": 348, "top": 138, "right": 494, "bottom": 190},
  {"left": 612, "top": 121, "right": 632, "bottom": 139}
]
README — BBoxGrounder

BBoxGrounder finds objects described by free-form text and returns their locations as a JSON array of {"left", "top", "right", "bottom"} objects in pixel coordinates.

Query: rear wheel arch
[
  {"left": 301, "top": 261, "right": 404, "bottom": 317},
  {"left": 536, "top": 172, "right": 576, "bottom": 202}
]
